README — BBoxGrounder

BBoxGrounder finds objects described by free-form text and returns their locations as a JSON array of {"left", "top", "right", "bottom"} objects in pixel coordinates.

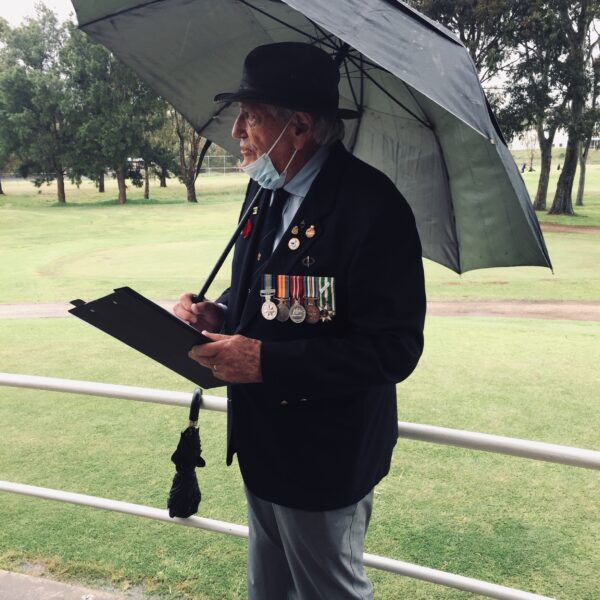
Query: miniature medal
[
  {"left": 304, "top": 276, "right": 320, "bottom": 324},
  {"left": 305, "top": 225, "right": 316, "bottom": 239},
  {"left": 318, "top": 276, "right": 335, "bottom": 322},
  {"left": 291, "top": 225, "right": 299, "bottom": 235},
  {"left": 260, "top": 274, "right": 277, "bottom": 321},
  {"left": 276, "top": 274, "right": 290, "bottom": 322},
  {"left": 288, "top": 237, "right": 300, "bottom": 251},
  {"left": 289, "top": 275, "right": 307, "bottom": 324}
]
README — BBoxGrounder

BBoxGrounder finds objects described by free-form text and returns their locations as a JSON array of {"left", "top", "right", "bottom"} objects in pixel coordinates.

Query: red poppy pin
[{"left": 242, "top": 218, "right": 253, "bottom": 239}]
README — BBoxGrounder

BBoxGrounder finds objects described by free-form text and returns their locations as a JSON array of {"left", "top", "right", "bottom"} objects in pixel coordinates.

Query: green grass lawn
[
  {"left": 513, "top": 148, "right": 600, "bottom": 227},
  {"left": 1, "top": 175, "right": 599, "bottom": 303},
  {"left": 0, "top": 171, "right": 599, "bottom": 599}
]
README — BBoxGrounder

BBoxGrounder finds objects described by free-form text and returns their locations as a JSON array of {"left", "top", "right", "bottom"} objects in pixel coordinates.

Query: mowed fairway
[{"left": 0, "top": 169, "right": 599, "bottom": 599}]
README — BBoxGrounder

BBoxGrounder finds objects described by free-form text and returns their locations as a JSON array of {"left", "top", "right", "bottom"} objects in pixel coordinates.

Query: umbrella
[
  {"left": 70, "top": 0, "right": 552, "bottom": 274},
  {"left": 167, "top": 387, "right": 206, "bottom": 518}
]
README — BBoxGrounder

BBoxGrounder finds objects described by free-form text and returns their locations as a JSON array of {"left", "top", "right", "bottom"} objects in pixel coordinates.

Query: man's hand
[
  {"left": 188, "top": 332, "right": 263, "bottom": 384},
  {"left": 173, "top": 293, "right": 225, "bottom": 333}
]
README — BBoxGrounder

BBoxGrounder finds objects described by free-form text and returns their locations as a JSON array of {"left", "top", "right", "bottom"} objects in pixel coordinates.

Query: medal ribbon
[
  {"left": 291, "top": 275, "right": 304, "bottom": 303},
  {"left": 330, "top": 277, "right": 336, "bottom": 313},
  {"left": 304, "top": 276, "right": 314, "bottom": 300},
  {"left": 290, "top": 275, "right": 297, "bottom": 302},
  {"left": 278, "top": 274, "right": 289, "bottom": 301},
  {"left": 263, "top": 273, "right": 273, "bottom": 295},
  {"left": 318, "top": 276, "right": 330, "bottom": 308}
]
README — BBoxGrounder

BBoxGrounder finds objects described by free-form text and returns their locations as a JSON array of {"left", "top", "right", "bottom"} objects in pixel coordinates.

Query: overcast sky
[{"left": 1, "top": 0, "right": 75, "bottom": 26}]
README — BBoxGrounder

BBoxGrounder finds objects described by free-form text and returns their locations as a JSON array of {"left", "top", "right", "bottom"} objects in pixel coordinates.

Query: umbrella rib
[
  {"left": 401, "top": 81, "right": 431, "bottom": 126},
  {"left": 238, "top": 0, "right": 338, "bottom": 51},
  {"left": 342, "top": 57, "right": 360, "bottom": 110},
  {"left": 194, "top": 101, "right": 233, "bottom": 136},
  {"left": 310, "top": 22, "right": 343, "bottom": 51},
  {"left": 345, "top": 55, "right": 432, "bottom": 129},
  {"left": 78, "top": 0, "right": 167, "bottom": 28},
  {"left": 309, "top": 21, "right": 395, "bottom": 74}
]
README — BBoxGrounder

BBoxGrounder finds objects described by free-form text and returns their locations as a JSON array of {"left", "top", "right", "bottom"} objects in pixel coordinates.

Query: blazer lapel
[
  {"left": 236, "top": 143, "right": 350, "bottom": 333},
  {"left": 229, "top": 185, "right": 270, "bottom": 328}
]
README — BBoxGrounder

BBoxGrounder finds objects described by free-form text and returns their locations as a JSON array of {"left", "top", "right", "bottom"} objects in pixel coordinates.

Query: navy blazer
[{"left": 217, "top": 142, "right": 426, "bottom": 510}]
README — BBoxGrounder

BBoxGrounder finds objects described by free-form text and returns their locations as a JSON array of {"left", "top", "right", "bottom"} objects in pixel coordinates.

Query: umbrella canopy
[
  {"left": 71, "top": 0, "right": 552, "bottom": 274},
  {"left": 167, "top": 388, "right": 206, "bottom": 518}
]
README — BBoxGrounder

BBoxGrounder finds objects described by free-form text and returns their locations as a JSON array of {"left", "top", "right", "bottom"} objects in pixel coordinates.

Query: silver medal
[
  {"left": 261, "top": 299, "right": 278, "bottom": 320},
  {"left": 289, "top": 300, "right": 307, "bottom": 324}
]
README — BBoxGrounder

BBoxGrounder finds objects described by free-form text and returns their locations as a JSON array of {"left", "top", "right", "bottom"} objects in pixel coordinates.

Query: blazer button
[{"left": 280, "top": 400, "right": 288, "bottom": 406}]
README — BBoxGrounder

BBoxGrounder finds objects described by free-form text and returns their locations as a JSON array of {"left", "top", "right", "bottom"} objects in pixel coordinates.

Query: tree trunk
[
  {"left": 98, "top": 171, "right": 105, "bottom": 193},
  {"left": 549, "top": 2, "right": 590, "bottom": 216},
  {"left": 144, "top": 166, "right": 150, "bottom": 200},
  {"left": 576, "top": 138, "right": 591, "bottom": 206},
  {"left": 116, "top": 165, "right": 127, "bottom": 204},
  {"left": 0, "top": 178, "right": 4, "bottom": 195},
  {"left": 549, "top": 137, "right": 578, "bottom": 215},
  {"left": 549, "top": 85, "right": 585, "bottom": 215},
  {"left": 159, "top": 168, "right": 167, "bottom": 188},
  {"left": 186, "top": 180, "right": 197, "bottom": 203},
  {"left": 533, "top": 129, "right": 554, "bottom": 211},
  {"left": 56, "top": 170, "right": 66, "bottom": 204}
]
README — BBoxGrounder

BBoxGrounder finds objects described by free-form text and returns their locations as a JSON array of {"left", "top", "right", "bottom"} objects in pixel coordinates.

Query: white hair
[{"left": 265, "top": 105, "right": 345, "bottom": 146}]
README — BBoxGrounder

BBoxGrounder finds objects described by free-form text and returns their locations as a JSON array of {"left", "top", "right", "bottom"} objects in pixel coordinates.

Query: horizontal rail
[
  {"left": 0, "top": 481, "right": 553, "bottom": 600},
  {"left": 398, "top": 422, "right": 600, "bottom": 470},
  {"left": 0, "top": 372, "right": 227, "bottom": 411},
  {"left": 1, "top": 373, "right": 599, "bottom": 470}
]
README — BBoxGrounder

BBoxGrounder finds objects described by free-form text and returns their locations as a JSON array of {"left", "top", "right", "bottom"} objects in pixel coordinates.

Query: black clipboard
[{"left": 68, "top": 287, "right": 223, "bottom": 389}]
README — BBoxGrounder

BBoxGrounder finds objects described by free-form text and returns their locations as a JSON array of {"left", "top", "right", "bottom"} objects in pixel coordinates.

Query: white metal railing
[
  {"left": 0, "top": 480, "right": 552, "bottom": 600},
  {"left": 1, "top": 373, "right": 598, "bottom": 470},
  {"left": 3, "top": 372, "right": 599, "bottom": 599}
]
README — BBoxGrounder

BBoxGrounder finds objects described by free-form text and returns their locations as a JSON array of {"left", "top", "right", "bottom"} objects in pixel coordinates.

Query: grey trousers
[{"left": 245, "top": 487, "right": 374, "bottom": 600}]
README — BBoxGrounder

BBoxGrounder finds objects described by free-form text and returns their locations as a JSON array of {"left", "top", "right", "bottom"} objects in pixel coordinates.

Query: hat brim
[{"left": 214, "top": 91, "right": 360, "bottom": 119}]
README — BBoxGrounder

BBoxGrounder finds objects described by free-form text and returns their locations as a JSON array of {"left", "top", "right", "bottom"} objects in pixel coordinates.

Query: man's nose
[{"left": 232, "top": 114, "right": 246, "bottom": 139}]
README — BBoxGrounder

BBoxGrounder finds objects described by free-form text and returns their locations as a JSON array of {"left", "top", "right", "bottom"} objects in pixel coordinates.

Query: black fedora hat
[{"left": 214, "top": 42, "right": 360, "bottom": 119}]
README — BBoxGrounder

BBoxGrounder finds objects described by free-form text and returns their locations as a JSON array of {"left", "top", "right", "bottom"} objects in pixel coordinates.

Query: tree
[
  {"left": 409, "top": 0, "right": 525, "bottom": 83},
  {"left": 62, "top": 26, "right": 165, "bottom": 204},
  {"left": 0, "top": 6, "right": 76, "bottom": 203},
  {"left": 575, "top": 56, "right": 600, "bottom": 206},
  {"left": 0, "top": 146, "right": 8, "bottom": 195},
  {"left": 549, "top": 0, "right": 599, "bottom": 215},
  {"left": 149, "top": 118, "right": 179, "bottom": 188},
  {"left": 497, "top": 1, "right": 569, "bottom": 211},
  {"left": 173, "top": 110, "right": 205, "bottom": 203},
  {"left": 137, "top": 101, "right": 175, "bottom": 198}
]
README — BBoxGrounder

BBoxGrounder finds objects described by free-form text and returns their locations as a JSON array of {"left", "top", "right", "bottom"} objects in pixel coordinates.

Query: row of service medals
[{"left": 260, "top": 274, "right": 336, "bottom": 324}]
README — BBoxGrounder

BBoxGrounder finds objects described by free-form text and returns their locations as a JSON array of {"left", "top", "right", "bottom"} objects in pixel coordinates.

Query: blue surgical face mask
[{"left": 242, "top": 116, "right": 298, "bottom": 190}]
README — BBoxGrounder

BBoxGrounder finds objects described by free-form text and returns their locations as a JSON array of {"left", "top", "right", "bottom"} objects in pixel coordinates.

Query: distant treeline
[
  {"left": 0, "top": 6, "right": 237, "bottom": 204},
  {"left": 1, "top": 2, "right": 599, "bottom": 213}
]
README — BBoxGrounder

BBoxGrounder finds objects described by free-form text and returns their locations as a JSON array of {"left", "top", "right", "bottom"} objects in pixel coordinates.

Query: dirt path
[
  {"left": 540, "top": 223, "right": 600, "bottom": 234},
  {"left": 1, "top": 299, "right": 599, "bottom": 321}
]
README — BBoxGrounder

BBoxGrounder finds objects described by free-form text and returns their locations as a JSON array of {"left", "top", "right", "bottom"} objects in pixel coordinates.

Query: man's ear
[{"left": 291, "top": 112, "right": 315, "bottom": 149}]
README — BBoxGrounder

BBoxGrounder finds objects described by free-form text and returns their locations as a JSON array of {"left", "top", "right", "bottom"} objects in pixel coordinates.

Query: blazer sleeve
[{"left": 260, "top": 188, "right": 426, "bottom": 395}]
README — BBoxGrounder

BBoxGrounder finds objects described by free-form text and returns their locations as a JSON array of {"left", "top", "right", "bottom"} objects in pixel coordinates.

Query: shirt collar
[{"left": 283, "top": 144, "right": 331, "bottom": 198}]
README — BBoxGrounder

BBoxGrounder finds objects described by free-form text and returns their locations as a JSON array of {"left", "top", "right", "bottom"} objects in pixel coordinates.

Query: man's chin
[{"left": 240, "top": 156, "right": 257, "bottom": 168}]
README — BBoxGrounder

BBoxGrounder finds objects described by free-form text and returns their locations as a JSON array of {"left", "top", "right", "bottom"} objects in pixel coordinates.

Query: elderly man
[{"left": 174, "top": 42, "right": 425, "bottom": 599}]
